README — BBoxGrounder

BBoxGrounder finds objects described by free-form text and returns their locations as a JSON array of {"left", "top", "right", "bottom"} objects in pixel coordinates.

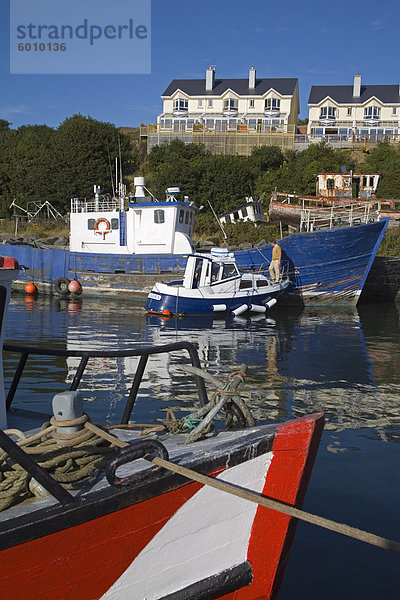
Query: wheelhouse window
[
  {"left": 223, "top": 98, "right": 238, "bottom": 111},
  {"left": 179, "top": 209, "right": 184, "bottom": 223},
  {"left": 364, "top": 106, "right": 380, "bottom": 120},
  {"left": 319, "top": 106, "right": 337, "bottom": 120},
  {"left": 173, "top": 98, "right": 188, "bottom": 112},
  {"left": 154, "top": 209, "right": 165, "bottom": 224},
  {"left": 265, "top": 98, "right": 280, "bottom": 112},
  {"left": 326, "top": 178, "right": 335, "bottom": 190},
  {"left": 221, "top": 263, "right": 238, "bottom": 280}
]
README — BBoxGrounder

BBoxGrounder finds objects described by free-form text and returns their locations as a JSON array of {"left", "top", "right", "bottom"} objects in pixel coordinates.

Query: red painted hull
[{"left": 0, "top": 414, "right": 324, "bottom": 600}]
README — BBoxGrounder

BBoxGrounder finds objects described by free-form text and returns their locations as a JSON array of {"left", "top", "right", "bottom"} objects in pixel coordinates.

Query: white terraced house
[
  {"left": 157, "top": 66, "right": 299, "bottom": 134},
  {"left": 308, "top": 74, "right": 400, "bottom": 141}
]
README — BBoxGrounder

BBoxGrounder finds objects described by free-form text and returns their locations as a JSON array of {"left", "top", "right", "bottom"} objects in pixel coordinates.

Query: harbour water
[{"left": 3, "top": 294, "right": 400, "bottom": 599}]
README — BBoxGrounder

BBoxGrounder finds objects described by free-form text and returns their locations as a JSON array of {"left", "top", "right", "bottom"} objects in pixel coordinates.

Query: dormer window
[
  {"left": 320, "top": 106, "right": 337, "bottom": 121},
  {"left": 173, "top": 98, "right": 188, "bottom": 114},
  {"left": 223, "top": 98, "right": 238, "bottom": 111},
  {"left": 265, "top": 98, "right": 280, "bottom": 113},
  {"left": 364, "top": 106, "right": 380, "bottom": 121}
]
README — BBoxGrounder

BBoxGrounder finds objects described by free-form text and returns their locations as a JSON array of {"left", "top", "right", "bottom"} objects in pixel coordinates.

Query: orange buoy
[
  {"left": 161, "top": 309, "right": 172, "bottom": 320},
  {"left": 68, "top": 280, "right": 82, "bottom": 294},
  {"left": 25, "top": 282, "right": 37, "bottom": 295}
]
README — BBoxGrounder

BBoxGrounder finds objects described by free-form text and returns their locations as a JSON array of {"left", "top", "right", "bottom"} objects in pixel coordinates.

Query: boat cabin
[
  {"left": 219, "top": 197, "right": 266, "bottom": 226},
  {"left": 316, "top": 172, "right": 381, "bottom": 199},
  {"left": 183, "top": 250, "right": 240, "bottom": 289},
  {"left": 69, "top": 177, "right": 197, "bottom": 255}
]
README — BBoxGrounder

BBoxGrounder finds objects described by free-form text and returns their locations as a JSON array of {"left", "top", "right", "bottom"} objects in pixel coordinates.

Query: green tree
[{"left": 358, "top": 141, "right": 400, "bottom": 198}]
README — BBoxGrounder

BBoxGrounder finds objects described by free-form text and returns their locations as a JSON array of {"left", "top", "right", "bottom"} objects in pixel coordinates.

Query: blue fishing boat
[
  {"left": 234, "top": 217, "right": 389, "bottom": 305},
  {"left": 145, "top": 249, "right": 290, "bottom": 317}
]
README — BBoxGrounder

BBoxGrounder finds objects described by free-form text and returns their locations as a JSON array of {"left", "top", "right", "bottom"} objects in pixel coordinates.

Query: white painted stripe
[{"left": 100, "top": 451, "right": 273, "bottom": 600}]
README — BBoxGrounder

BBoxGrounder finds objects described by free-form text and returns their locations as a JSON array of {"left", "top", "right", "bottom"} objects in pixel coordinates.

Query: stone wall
[{"left": 361, "top": 256, "right": 400, "bottom": 301}]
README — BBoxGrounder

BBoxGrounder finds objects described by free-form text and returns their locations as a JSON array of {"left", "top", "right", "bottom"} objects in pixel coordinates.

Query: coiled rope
[{"left": 0, "top": 415, "right": 119, "bottom": 512}]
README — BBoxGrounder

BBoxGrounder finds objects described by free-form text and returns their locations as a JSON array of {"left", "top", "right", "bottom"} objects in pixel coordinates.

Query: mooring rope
[{"left": 0, "top": 416, "right": 119, "bottom": 512}]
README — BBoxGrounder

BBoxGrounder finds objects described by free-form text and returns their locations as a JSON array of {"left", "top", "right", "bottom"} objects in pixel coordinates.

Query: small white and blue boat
[{"left": 145, "top": 248, "right": 290, "bottom": 317}]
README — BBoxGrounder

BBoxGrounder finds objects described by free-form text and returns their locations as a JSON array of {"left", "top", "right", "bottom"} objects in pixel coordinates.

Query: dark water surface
[{"left": 4, "top": 294, "right": 400, "bottom": 599}]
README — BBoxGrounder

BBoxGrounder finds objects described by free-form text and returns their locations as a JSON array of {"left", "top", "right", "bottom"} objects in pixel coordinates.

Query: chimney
[
  {"left": 206, "top": 66, "right": 215, "bottom": 91},
  {"left": 249, "top": 66, "right": 256, "bottom": 89},
  {"left": 353, "top": 73, "right": 361, "bottom": 97}
]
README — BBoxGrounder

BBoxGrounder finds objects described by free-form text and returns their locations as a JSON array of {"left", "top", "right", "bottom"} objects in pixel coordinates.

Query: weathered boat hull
[
  {"left": 0, "top": 413, "right": 324, "bottom": 600},
  {"left": 234, "top": 219, "right": 389, "bottom": 306},
  {"left": 0, "top": 244, "right": 189, "bottom": 296}
]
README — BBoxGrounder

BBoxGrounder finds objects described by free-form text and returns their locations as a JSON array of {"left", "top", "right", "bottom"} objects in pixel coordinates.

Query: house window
[
  {"left": 198, "top": 99, "right": 203, "bottom": 108},
  {"left": 392, "top": 107, "right": 397, "bottom": 115},
  {"left": 265, "top": 98, "right": 280, "bottom": 112},
  {"left": 364, "top": 106, "right": 380, "bottom": 120},
  {"left": 208, "top": 99, "right": 213, "bottom": 108},
  {"left": 347, "top": 107, "right": 352, "bottom": 116},
  {"left": 223, "top": 98, "right": 238, "bottom": 111},
  {"left": 320, "top": 106, "right": 337, "bottom": 120},
  {"left": 249, "top": 99, "right": 255, "bottom": 108},
  {"left": 173, "top": 98, "right": 188, "bottom": 112},
  {"left": 154, "top": 209, "right": 165, "bottom": 224}
]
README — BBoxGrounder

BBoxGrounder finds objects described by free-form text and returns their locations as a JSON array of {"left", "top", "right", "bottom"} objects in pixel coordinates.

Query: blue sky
[{"left": 1, "top": 0, "right": 399, "bottom": 129}]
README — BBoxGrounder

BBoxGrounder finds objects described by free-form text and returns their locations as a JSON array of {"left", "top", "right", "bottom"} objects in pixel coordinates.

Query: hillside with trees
[{"left": 0, "top": 116, "right": 400, "bottom": 252}]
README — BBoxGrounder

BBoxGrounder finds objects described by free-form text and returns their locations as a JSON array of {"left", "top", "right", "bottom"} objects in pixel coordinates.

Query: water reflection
[
  {"left": 3, "top": 295, "right": 400, "bottom": 445},
  {"left": 4, "top": 295, "right": 399, "bottom": 600}
]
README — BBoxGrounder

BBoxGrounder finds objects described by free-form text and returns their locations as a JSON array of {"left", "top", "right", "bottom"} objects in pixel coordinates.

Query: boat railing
[
  {"left": 299, "top": 202, "right": 380, "bottom": 232},
  {"left": 3, "top": 341, "right": 209, "bottom": 424},
  {"left": 70, "top": 197, "right": 121, "bottom": 214}
]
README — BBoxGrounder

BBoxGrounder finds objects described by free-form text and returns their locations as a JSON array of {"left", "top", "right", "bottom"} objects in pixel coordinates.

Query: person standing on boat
[{"left": 269, "top": 241, "right": 281, "bottom": 282}]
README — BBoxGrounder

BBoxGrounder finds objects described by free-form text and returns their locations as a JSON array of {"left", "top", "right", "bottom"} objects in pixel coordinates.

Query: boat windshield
[{"left": 221, "top": 263, "right": 239, "bottom": 280}]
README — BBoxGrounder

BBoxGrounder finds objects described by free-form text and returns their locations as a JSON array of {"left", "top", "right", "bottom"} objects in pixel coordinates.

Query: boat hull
[
  {"left": 0, "top": 413, "right": 324, "bottom": 600},
  {"left": 145, "top": 285, "right": 286, "bottom": 316},
  {"left": 234, "top": 219, "right": 389, "bottom": 306}
]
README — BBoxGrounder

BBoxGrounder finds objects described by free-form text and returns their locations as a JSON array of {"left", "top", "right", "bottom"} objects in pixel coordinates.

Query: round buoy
[
  {"left": 68, "top": 280, "right": 82, "bottom": 294},
  {"left": 25, "top": 282, "right": 37, "bottom": 295},
  {"left": 161, "top": 309, "right": 172, "bottom": 320}
]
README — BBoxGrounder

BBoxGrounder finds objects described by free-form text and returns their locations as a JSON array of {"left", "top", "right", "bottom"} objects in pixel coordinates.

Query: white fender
[
  {"left": 248, "top": 304, "right": 266, "bottom": 313},
  {"left": 232, "top": 304, "right": 248, "bottom": 318},
  {"left": 265, "top": 298, "right": 277, "bottom": 309},
  {"left": 212, "top": 304, "right": 227, "bottom": 312}
]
